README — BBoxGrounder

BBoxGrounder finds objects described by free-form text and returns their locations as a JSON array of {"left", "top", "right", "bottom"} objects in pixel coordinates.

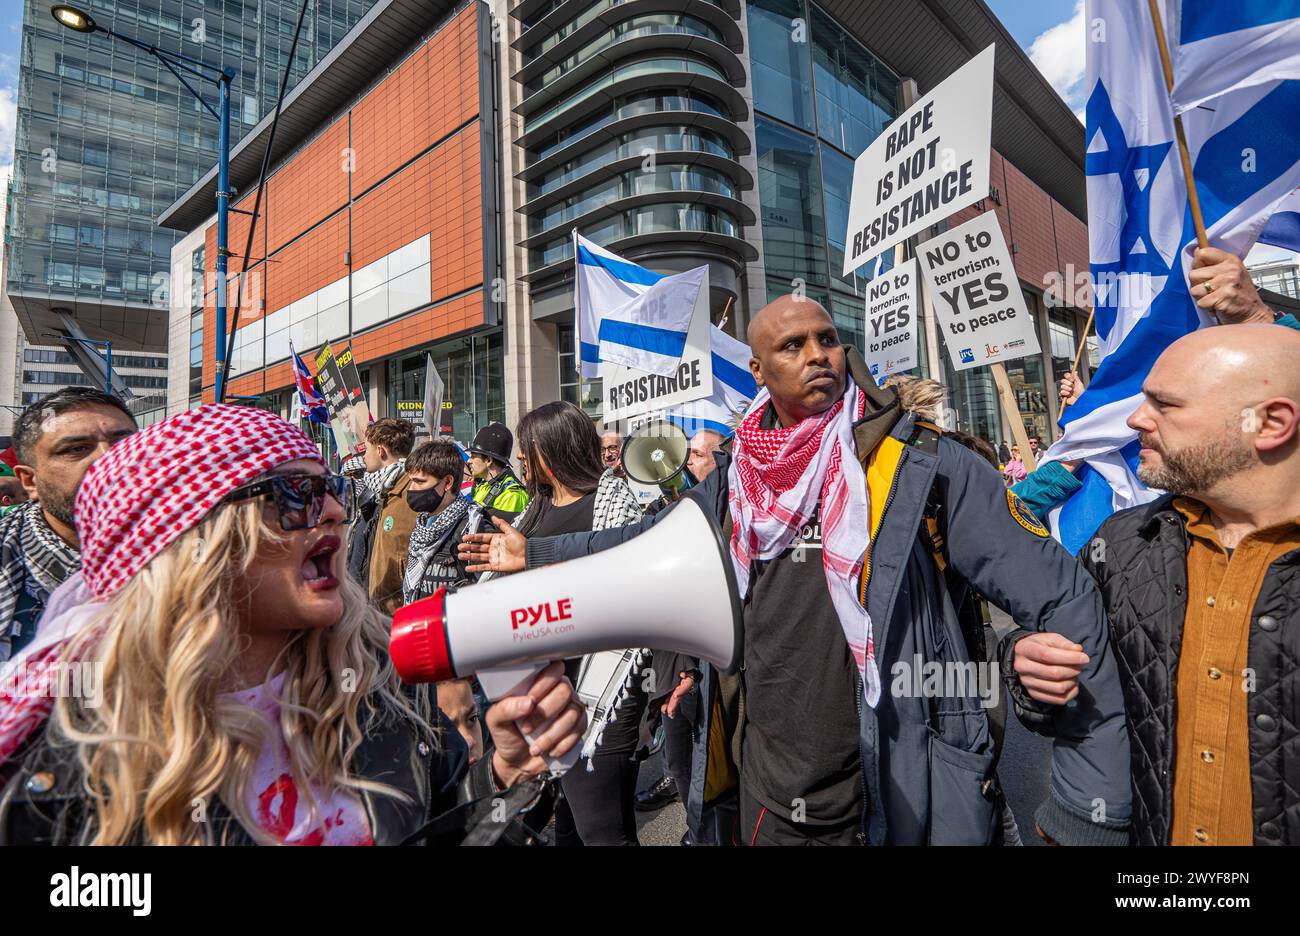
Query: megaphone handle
[{"left": 476, "top": 662, "right": 582, "bottom": 777}]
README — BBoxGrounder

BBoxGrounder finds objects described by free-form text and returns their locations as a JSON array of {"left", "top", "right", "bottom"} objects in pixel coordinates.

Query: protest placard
[
  {"left": 917, "top": 210, "right": 1040, "bottom": 371},
  {"left": 842, "top": 44, "right": 994, "bottom": 275},
  {"left": 862, "top": 258, "right": 921, "bottom": 384},
  {"left": 314, "top": 343, "right": 370, "bottom": 454}
]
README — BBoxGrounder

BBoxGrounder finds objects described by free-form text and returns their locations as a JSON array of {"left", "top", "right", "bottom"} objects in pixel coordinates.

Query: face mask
[{"left": 407, "top": 483, "right": 446, "bottom": 513}]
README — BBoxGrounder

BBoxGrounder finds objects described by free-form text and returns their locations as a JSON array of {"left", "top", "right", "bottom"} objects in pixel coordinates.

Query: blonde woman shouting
[{"left": 0, "top": 404, "right": 582, "bottom": 845}]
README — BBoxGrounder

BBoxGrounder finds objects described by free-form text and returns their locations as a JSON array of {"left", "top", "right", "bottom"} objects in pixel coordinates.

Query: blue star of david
[{"left": 1084, "top": 81, "right": 1173, "bottom": 336}]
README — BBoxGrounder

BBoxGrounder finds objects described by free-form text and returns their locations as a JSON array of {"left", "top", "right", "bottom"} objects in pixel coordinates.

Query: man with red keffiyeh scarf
[{"left": 461, "top": 296, "right": 1133, "bottom": 846}]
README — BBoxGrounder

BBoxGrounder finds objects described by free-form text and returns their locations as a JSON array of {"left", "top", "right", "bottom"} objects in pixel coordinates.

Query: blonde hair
[
  {"left": 882, "top": 375, "right": 946, "bottom": 422},
  {"left": 53, "top": 500, "right": 431, "bottom": 845}
]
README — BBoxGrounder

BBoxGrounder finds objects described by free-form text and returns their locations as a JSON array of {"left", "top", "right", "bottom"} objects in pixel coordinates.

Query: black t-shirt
[
  {"left": 527, "top": 491, "right": 648, "bottom": 753},
  {"left": 740, "top": 504, "right": 864, "bottom": 825},
  {"left": 525, "top": 493, "right": 596, "bottom": 539}
]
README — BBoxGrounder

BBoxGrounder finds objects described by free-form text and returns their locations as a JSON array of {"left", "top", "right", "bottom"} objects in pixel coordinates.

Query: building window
[
  {"left": 557, "top": 323, "right": 602, "bottom": 416},
  {"left": 190, "top": 310, "right": 204, "bottom": 402},
  {"left": 1002, "top": 350, "right": 1051, "bottom": 446},
  {"left": 810, "top": 4, "right": 898, "bottom": 158},
  {"left": 755, "top": 115, "right": 829, "bottom": 300},
  {"left": 23, "top": 370, "right": 167, "bottom": 391},
  {"left": 191, "top": 245, "right": 206, "bottom": 313},
  {"left": 1048, "top": 307, "right": 1078, "bottom": 384},
  {"left": 747, "top": 0, "right": 816, "bottom": 131},
  {"left": 383, "top": 331, "right": 506, "bottom": 442}
]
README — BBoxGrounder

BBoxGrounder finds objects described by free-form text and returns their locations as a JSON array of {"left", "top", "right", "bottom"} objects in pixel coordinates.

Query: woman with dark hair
[
  {"left": 514, "top": 401, "right": 610, "bottom": 534},
  {"left": 479, "top": 401, "right": 647, "bottom": 845}
]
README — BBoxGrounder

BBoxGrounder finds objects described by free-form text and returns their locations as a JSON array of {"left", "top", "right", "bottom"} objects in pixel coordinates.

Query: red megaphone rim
[{"left": 389, "top": 588, "right": 455, "bottom": 683}]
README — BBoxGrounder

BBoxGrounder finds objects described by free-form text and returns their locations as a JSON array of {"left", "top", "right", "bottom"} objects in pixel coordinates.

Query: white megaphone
[
  {"left": 622, "top": 419, "right": 693, "bottom": 498},
  {"left": 389, "top": 492, "right": 741, "bottom": 774}
]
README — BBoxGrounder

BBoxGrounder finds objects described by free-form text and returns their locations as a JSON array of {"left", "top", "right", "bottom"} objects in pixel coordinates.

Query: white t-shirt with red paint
[{"left": 224, "top": 673, "right": 373, "bottom": 846}]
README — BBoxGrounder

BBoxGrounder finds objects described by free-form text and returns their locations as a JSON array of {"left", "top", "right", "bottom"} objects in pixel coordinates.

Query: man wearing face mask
[{"left": 402, "top": 439, "right": 481, "bottom": 605}]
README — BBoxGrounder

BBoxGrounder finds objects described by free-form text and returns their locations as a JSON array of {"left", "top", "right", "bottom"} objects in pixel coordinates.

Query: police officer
[{"left": 466, "top": 422, "right": 529, "bottom": 521}]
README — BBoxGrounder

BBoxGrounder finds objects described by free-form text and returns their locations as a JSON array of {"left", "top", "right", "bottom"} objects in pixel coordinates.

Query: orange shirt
[{"left": 1169, "top": 499, "right": 1300, "bottom": 846}]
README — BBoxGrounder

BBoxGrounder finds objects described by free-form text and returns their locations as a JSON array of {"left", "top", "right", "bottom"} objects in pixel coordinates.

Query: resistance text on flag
[
  {"left": 842, "top": 44, "right": 994, "bottom": 275},
  {"left": 600, "top": 266, "right": 713, "bottom": 421},
  {"left": 917, "top": 210, "right": 1039, "bottom": 371}
]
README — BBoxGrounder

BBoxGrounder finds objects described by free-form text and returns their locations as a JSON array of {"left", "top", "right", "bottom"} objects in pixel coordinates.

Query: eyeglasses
[{"left": 223, "top": 472, "right": 354, "bottom": 531}]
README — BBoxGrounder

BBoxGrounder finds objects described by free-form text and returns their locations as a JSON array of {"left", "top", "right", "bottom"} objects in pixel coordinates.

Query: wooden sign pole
[{"left": 991, "top": 362, "right": 1037, "bottom": 472}]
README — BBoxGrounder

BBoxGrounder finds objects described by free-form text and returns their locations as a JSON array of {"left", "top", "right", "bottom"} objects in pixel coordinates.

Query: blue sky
[
  {"left": 987, "top": 0, "right": 1082, "bottom": 51},
  {"left": 0, "top": 0, "right": 21, "bottom": 189},
  {"left": 987, "top": 0, "right": 1089, "bottom": 118}
]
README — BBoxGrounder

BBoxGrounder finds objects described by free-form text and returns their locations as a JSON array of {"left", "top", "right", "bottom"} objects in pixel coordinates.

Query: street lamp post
[
  {"left": 51, "top": 5, "right": 236, "bottom": 403},
  {"left": 52, "top": 335, "right": 114, "bottom": 395}
]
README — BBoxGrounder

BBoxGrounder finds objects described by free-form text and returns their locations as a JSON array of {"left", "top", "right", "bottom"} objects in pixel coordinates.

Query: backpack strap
[{"left": 906, "top": 420, "right": 948, "bottom": 573}]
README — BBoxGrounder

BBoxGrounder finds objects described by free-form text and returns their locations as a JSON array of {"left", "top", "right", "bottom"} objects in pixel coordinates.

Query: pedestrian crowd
[{"left": 1, "top": 255, "right": 1298, "bottom": 846}]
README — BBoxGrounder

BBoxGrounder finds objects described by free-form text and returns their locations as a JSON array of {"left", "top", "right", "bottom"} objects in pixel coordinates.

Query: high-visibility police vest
[{"left": 472, "top": 471, "right": 528, "bottom": 517}]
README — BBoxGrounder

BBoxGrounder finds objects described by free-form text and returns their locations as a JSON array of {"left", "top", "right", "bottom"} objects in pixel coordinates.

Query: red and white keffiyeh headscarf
[
  {"left": 727, "top": 375, "right": 880, "bottom": 707},
  {"left": 0, "top": 404, "right": 324, "bottom": 765}
]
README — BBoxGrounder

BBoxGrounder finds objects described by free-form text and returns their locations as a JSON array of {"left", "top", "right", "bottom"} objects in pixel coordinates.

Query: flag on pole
[
  {"left": 289, "top": 339, "right": 329, "bottom": 424},
  {"left": 663, "top": 325, "right": 758, "bottom": 437},
  {"left": 596, "top": 265, "right": 704, "bottom": 376},
  {"left": 422, "top": 352, "right": 445, "bottom": 438},
  {"left": 1042, "top": 0, "right": 1300, "bottom": 555},
  {"left": 1167, "top": 1, "right": 1300, "bottom": 114},
  {"left": 574, "top": 232, "right": 664, "bottom": 378}
]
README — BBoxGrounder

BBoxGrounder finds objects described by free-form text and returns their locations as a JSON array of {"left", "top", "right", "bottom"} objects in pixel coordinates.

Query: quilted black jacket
[{"left": 1080, "top": 495, "right": 1300, "bottom": 845}]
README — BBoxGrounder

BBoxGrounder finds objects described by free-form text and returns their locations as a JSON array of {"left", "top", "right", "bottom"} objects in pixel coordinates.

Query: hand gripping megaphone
[
  {"left": 389, "top": 492, "right": 742, "bottom": 773},
  {"left": 622, "top": 419, "right": 693, "bottom": 497}
]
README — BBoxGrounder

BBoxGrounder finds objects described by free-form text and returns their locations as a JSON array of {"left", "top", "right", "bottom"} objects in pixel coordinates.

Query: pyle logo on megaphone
[
  {"left": 510, "top": 598, "right": 574, "bottom": 632},
  {"left": 389, "top": 494, "right": 743, "bottom": 687}
]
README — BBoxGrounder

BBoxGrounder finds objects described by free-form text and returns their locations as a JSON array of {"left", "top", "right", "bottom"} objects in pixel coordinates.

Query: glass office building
[
  {"left": 6, "top": 0, "right": 376, "bottom": 351},
  {"left": 748, "top": 0, "right": 900, "bottom": 350}
]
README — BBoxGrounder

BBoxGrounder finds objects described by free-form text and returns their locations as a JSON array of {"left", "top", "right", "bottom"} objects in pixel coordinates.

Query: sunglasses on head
[{"left": 223, "top": 472, "right": 354, "bottom": 531}]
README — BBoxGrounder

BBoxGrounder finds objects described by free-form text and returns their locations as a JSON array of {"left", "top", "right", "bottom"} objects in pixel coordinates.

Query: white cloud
[
  {"left": 0, "top": 83, "right": 14, "bottom": 171},
  {"left": 1028, "top": 0, "right": 1087, "bottom": 121},
  {"left": 1246, "top": 242, "right": 1299, "bottom": 268}
]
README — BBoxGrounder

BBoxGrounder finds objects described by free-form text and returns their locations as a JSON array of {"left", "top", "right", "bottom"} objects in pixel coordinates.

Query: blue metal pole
[
  {"left": 104, "top": 341, "right": 112, "bottom": 396},
  {"left": 214, "top": 73, "right": 232, "bottom": 403}
]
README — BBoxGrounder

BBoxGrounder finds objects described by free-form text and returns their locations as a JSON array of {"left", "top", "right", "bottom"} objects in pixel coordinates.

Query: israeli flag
[
  {"left": 597, "top": 265, "right": 704, "bottom": 376},
  {"left": 574, "top": 232, "right": 663, "bottom": 378},
  {"left": 663, "top": 325, "right": 758, "bottom": 437},
  {"left": 1168, "top": 1, "right": 1300, "bottom": 114},
  {"left": 1045, "top": 0, "right": 1300, "bottom": 555},
  {"left": 1259, "top": 188, "right": 1300, "bottom": 252}
]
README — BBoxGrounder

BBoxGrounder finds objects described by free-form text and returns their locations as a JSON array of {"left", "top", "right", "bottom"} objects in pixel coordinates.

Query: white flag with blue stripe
[
  {"left": 1258, "top": 188, "right": 1300, "bottom": 252},
  {"left": 574, "top": 232, "right": 663, "bottom": 378},
  {"left": 1168, "top": 1, "right": 1300, "bottom": 114},
  {"left": 597, "top": 265, "right": 703, "bottom": 376},
  {"left": 1044, "top": 0, "right": 1300, "bottom": 555},
  {"left": 663, "top": 325, "right": 758, "bottom": 437}
]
